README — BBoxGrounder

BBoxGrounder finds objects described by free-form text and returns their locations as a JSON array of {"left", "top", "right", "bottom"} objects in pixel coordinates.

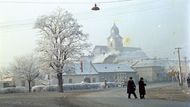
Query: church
[
  {"left": 91, "top": 23, "right": 169, "bottom": 82},
  {"left": 59, "top": 23, "right": 169, "bottom": 84},
  {"left": 92, "top": 23, "right": 148, "bottom": 64}
]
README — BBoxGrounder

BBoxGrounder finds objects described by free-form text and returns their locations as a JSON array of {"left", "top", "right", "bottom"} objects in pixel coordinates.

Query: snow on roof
[
  {"left": 121, "top": 47, "right": 142, "bottom": 51},
  {"left": 63, "top": 63, "right": 135, "bottom": 75},
  {"left": 92, "top": 51, "right": 120, "bottom": 63},
  {"left": 93, "top": 64, "right": 135, "bottom": 73},
  {"left": 93, "top": 45, "right": 109, "bottom": 51},
  {"left": 63, "top": 63, "right": 98, "bottom": 75},
  {"left": 93, "top": 47, "right": 148, "bottom": 63},
  {"left": 92, "top": 54, "right": 105, "bottom": 63},
  {"left": 134, "top": 60, "right": 167, "bottom": 67},
  {"left": 117, "top": 50, "right": 148, "bottom": 60}
]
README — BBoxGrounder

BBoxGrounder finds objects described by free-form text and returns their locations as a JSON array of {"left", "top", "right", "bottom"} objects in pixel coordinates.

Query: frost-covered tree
[
  {"left": 35, "top": 9, "right": 90, "bottom": 92},
  {"left": 11, "top": 54, "right": 40, "bottom": 92},
  {"left": 0, "top": 66, "right": 12, "bottom": 79}
]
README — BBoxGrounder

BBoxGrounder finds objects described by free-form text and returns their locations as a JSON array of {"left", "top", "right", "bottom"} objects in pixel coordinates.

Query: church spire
[
  {"left": 107, "top": 23, "right": 123, "bottom": 50},
  {"left": 110, "top": 23, "right": 119, "bottom": 36}
]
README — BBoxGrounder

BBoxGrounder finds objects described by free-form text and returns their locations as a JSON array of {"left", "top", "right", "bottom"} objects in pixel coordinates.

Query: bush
[
  {"left": 42, "top": 83, "right": 101, "bottom": 92},
  {"left": 107, "top": 82, "right": 119, "bottom": 88},
  {"left": 43, "top": 85, "right": 58, "bottom": 92},
  {"left": 0, "top": 87, "right": 27, "bottom": 94},
  {"left": 32, "top": 85, "right": 46, "bottom": 92},
  {"left": 31, "top": 82, "right": 117, "bottom": 92}
]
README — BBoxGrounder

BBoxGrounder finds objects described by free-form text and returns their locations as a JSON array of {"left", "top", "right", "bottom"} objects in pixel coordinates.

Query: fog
[{"left": 0, "top": 0, "right": 189, "bottom": 67}]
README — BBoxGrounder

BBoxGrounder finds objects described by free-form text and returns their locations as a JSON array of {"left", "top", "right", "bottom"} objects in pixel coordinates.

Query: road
[
  {"left": 0, "top": 82, "right": 189, "bottom": 107},
  {"left": 67, "top": 83, "right": 190, "bottom": 107}
]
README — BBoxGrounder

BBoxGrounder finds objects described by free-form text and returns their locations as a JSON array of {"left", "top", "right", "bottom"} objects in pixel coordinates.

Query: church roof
[
  {"left": 121, "top": 47, "right": 142, "bottom": 51},
  {"left": 93, "top": 45, "right": 110, "bottom": 54},
  {"left": 93, "top": 45, "right": 108, "bottom": 50},
  {"left": 92, "top": 46, "right": 148, "bottom": 63},
  {"left": 117, "top": 47, "right": 148, "bottom": 60}
]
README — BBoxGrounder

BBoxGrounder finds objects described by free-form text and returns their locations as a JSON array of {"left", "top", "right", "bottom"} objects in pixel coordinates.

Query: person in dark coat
[
  {"left": 104, "top": 79, "right": 107, "bottom": 88},
  {"left": 187, "top": 77, "right": 190, "bottom": 88},
  {"left": 127, "top": 77, "right": 137, "bottom": 99},
  {"left": 138, "top": 77, "right": 146, "bottom": 99}
]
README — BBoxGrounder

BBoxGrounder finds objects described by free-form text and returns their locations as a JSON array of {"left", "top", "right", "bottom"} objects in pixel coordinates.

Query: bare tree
[
  {"left": 11, "top": 54, "right": 40, "bottom": 92},
  {"left": 34, "top": 9, "right": 90, "bottom": 92}
]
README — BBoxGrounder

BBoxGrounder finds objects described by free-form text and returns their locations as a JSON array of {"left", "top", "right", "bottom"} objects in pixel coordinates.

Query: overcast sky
[{"left": 0, "top": 0, "right": 189, "bottom": 67}]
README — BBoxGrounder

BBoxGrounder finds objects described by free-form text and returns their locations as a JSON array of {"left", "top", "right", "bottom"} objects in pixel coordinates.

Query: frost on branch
[
  {"left": 35, "top": 8, "right": 91, "bottom": 92},
  {"left": 11, "top": 54, "right": 40, "bottom": 92}
]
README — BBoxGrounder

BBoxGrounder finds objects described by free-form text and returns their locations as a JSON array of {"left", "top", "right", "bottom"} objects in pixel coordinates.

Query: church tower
[{"left": 107, "top": 23, "right": 123, "bottom": 50}]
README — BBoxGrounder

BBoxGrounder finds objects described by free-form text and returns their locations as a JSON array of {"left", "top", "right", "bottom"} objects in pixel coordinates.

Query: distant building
[
  {"left": 39, "top": 24, "right": 174, "bottom": 85},
  {"left": 92, "top": 23, "right": 148, "bottom": 64},
  {"left": 133, "top": 59, "right": 168, "bottom": 82},
  {"left": 91, "top": 24, "right": 169, "bottom": 82},
  {"left": 49, "top": 57, "right": 137, "bottom": 84}
]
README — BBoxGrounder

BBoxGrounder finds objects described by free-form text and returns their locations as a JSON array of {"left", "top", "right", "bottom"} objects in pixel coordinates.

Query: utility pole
[
  {"left": 175, "top": 47, "right": 183, "bottom": 86},
  {"left": 184, "top": 57, "right": 188, "bottom": 72},
  {"left": 184, "top": 57, "right": 189, "bottom": 79}
]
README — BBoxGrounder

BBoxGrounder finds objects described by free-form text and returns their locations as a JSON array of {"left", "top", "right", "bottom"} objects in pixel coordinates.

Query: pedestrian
[
  {"left": 127, "top": 77, "right": 137, "bottom": 99},
  {"left": 138, "top": 77, "right": 146, "bottom": 99},
  {"left": 187, "top": 77, "right": 190, "bottom": 88},
  {"left": 104, "top": 79, "right": 107, "bottom": 89}
]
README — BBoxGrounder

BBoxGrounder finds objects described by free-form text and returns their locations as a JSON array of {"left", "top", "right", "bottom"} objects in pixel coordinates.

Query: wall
[
  {"left": 99, "top": 72, "right": 137, "bottom": 82},
  {"left": 63, "top": 74, "right": 99, "bottom": 83},
  {"left": 135, "top": 67, "right": 153, "bottom": 82},
  {"left": 135, "top": 66, "right": 167, "bottom": 82}
]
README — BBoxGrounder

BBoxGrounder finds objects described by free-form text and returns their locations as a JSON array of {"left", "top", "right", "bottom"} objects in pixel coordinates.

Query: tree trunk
[
  {"left": 57, "top": 72, "right": 63, "bottom": 92},
  {"left": 28, "top": 80, "right": 31, "bottom": 93}
]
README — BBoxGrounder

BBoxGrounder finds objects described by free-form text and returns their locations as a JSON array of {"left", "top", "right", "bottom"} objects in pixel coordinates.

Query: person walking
[
  {"left": 138, "top": 77, "right": 146, "bottom": 99},
  {"left": 187, "top": 77, "right": 190, "bottom": 88},
  {"left": 127, "top": 77, "right": 137, "bottom": 99},
  {"left": 104, "top": 79, "right": 107, "bottom": 89}
]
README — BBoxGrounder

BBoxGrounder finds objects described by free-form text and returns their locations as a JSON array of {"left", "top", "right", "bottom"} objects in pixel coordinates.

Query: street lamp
[{"left": 91, "top": 3, "right": 100, "bottom": 11}]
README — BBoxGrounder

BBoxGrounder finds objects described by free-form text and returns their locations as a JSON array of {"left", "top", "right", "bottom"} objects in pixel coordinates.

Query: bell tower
[{"left": 107, "top": 23, "right": 123, "bottom": 50}]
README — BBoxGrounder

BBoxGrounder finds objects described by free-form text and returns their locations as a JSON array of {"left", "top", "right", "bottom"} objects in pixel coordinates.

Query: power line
[
  {"left": 0, "top": 0, "right": 131, "bottom": 4},
  {"left": 0, "top": 0, "right": 178, "bottom": 31},
  {"left": 97, "top": 0, "right": 131, "bottom": 4},
  {"left": 0, "top": 5, "right": 170, "bottom": 29}
]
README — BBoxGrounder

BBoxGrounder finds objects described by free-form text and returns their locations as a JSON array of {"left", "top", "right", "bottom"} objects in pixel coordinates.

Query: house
[
  {"left": 133, "top": 59, "right": 169, "bottom": 82},
  {"left": 60, "top": 58, "right": 137, "bottom": 84}
]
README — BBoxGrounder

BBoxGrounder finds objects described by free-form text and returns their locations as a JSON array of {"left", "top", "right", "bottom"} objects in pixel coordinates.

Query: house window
[
  {"left": 21, "top": 80, "right": 25, "bottom": 86},
  {"left": 157, "top": 73, "right": 160, "bottom": 77},
  {"left": 92, "top": 78, "right": 96, "bottom": 82},
  {"left": 69, "top": 78, "right": 72, "bottom": 83},
  {"left": 84, "top": 77, "right": 91, "bottom": 83},
  {"left": 3, "top": 82, "right": 9, "bottom": 88},
  {"left": 32, "top": 81, "right": 35, "bottom": 86}
]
